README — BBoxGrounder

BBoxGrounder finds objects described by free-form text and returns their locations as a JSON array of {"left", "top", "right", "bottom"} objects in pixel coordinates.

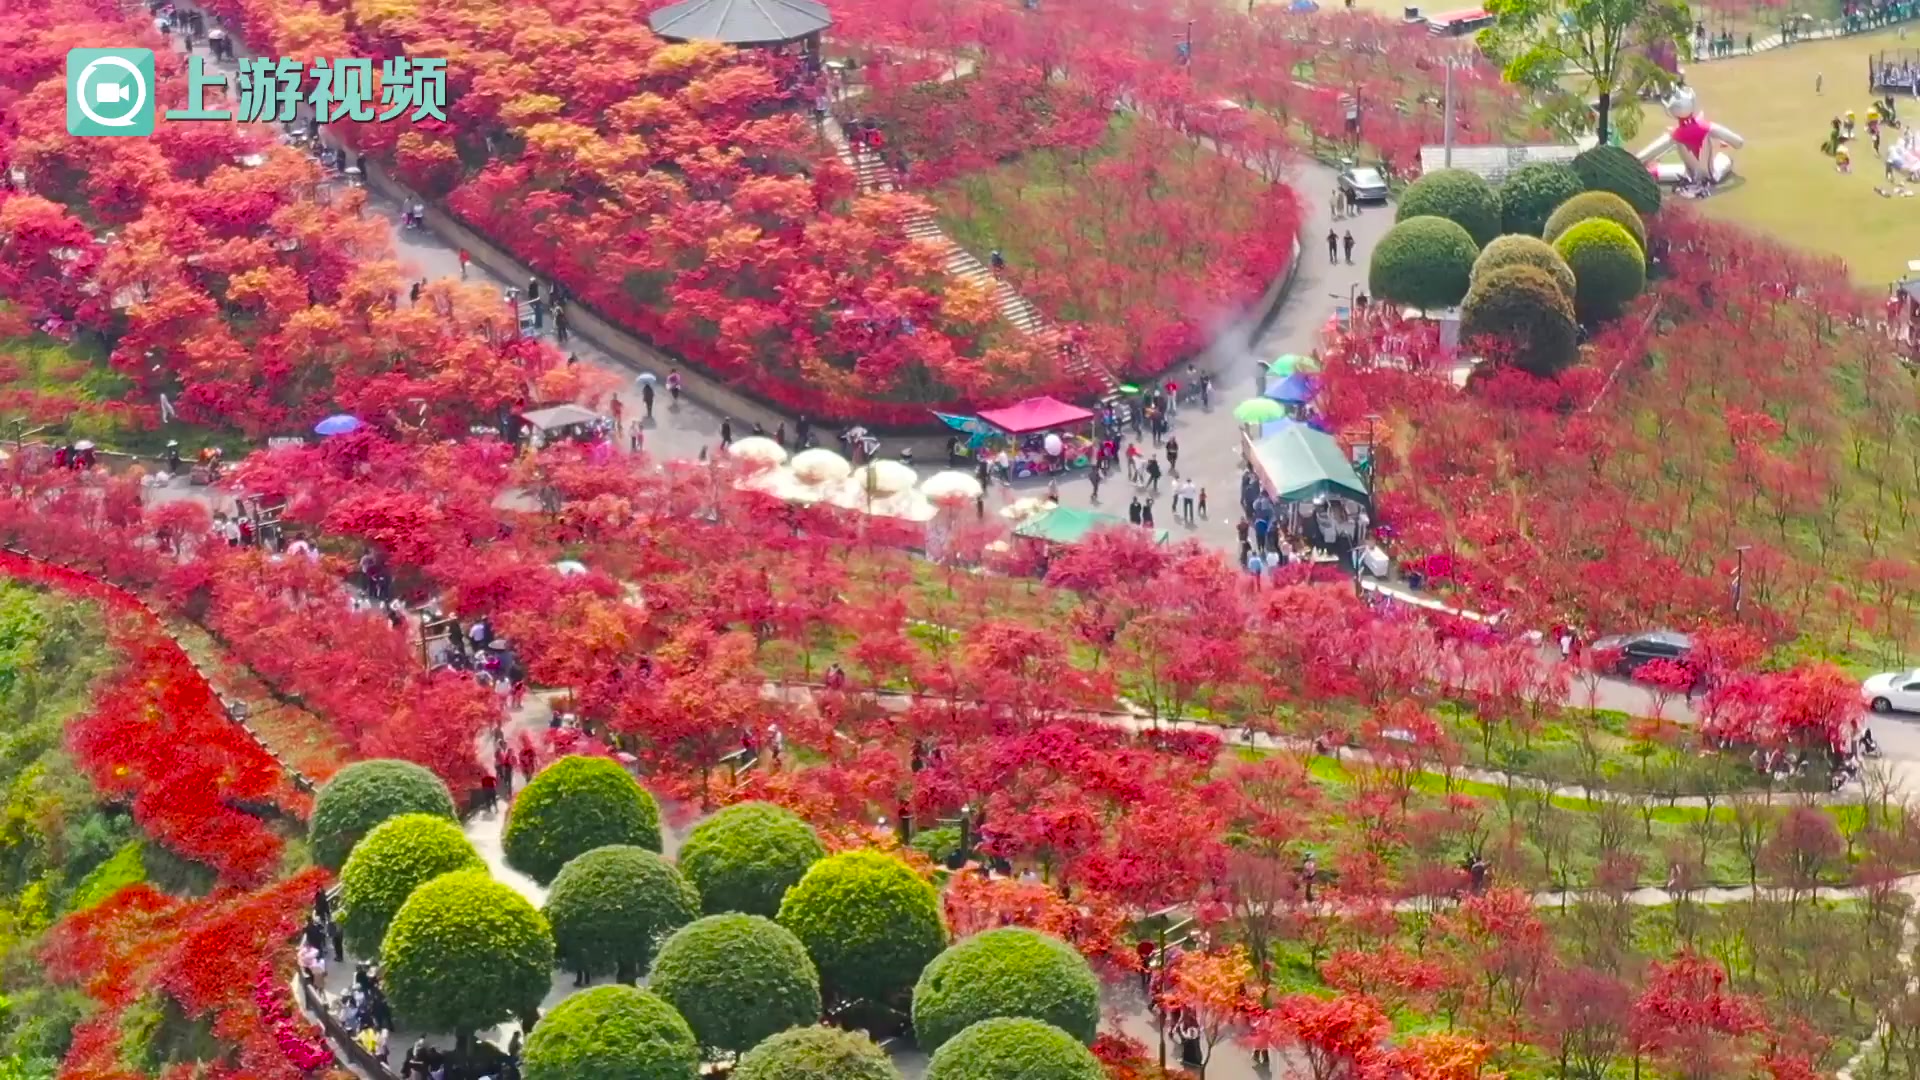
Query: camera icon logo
[{"left": 66, "top": 48, "right": 156, "bottom": 136}]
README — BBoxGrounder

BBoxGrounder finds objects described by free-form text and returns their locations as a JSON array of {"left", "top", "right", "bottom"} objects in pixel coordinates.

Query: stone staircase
[{"left": 823, "top": 117, "right": 1129, "bottom": 415}]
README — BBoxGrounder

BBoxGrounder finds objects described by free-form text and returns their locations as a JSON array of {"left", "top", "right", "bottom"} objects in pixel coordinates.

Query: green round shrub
[
  {"left": 912, "top": 928, "right": 1100, "bottom": 1052},
  {"left": 520, "top": 985, "right": 699, "bottom": 1080},
  {"left": 1553, "top": 218, "right": 1648, "bottom": 322},
  {"left": 1368, "top": 216, "right": 1480, "bottom": 310},
  {"left": 381, "top": 870, "right": 556, "bottom": 1036},
  {"left": 1543, "top": 190, "right": 1647, "bottom": 253},
  {"left": 543, "top": 845, "right": 700, "bottom": 981},
  {"left": 1461, "top": 265, "right": 1581, "bottom": 377},
  {"left": 1395, "top": 168, "right": 1500, "bottom": 247},
  {"left": 649, "top": 915, "right": 822, "bottom": 1054},
  {"left": 923, "top": 1018, "right": 1105, "bottom": 1080},
  {"left": 338, "top": 813, "right": 484, "bottom": 955},
  {"left": 678, "top": 802, "right": 826, "bottom": 917},
  {"left": 504, "top": 756, "right": 662, "bottom": 885},
  {"left": 1497, "top": 161, "right": 1586, "bottom": 236},
  {"left": 1472, "top": 235, "right": 1576, "bottom": 302},
  {"left": 734, "top": 1026, "right": 902, "bottom": 1080},
  {"left": 1571, "top": 143, "right": 1661, "bottom": 216},
  {"left": 776, "top": 850, "right": 946, "bottom": 1005},
  {"left": 310, "top": 760, "right": 459, "bottom": 871}
]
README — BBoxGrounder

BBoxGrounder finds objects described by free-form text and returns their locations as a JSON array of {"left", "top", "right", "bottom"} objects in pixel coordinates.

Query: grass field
[{"left": 1687, "top": 29, "right": 1920, "bottom": 282}]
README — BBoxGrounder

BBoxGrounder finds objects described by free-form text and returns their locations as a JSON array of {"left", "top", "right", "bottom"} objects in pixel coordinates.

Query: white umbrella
[
  {"left": 727, "top": 436, "right": 787, "bottom": 468},
  {"left": 736, "top": 466, "right": 817, "bottom": 502},
  {"left": 920, "top": 470, "right": 983, "bottom": 503},
  {"left": 850, "top": 459, "right": 918, "bottom": 496},
  {"left": 883, "top": 491, "right": 939, "bottom": 522},
  {"left": 790, "top": 447, "right": 852, "bottom": 485},
  {"left": 554, "top": 560, "right": 589, "bottom": 577},
  {"left": 1000, "top": 496, "right": 1050, "bottom": 523}
]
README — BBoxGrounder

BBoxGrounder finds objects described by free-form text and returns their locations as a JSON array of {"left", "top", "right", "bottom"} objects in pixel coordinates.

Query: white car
[{"left": 1863, "top": 669, "right": 1920, "bottom": 713}]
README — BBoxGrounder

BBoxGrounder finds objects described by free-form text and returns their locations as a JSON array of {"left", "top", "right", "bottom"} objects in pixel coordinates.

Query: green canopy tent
[
  {"left": 1014, "top": 505, "right": 1169, "bottom": 546},
  {"left": 1243, "top": 423, "right": 1370, "bottom": 504}
]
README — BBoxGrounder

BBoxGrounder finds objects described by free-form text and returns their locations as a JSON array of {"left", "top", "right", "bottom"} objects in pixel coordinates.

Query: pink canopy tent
[{"left": 976, "top": 396, "right": 1095, "bottom": 435}]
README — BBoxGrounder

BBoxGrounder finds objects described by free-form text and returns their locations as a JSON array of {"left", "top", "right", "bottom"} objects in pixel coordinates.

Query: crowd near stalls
[
  {"left": 1237, "top": 421, "right": 1374, "bottom": 573},
  {"left": 946, "top": 397, "right": 1100, "bottom": 480}
]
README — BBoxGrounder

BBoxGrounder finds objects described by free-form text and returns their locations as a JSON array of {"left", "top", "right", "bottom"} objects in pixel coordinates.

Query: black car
[{"left": 1590, "top": 630, "right": 1694, "bottom": 677}]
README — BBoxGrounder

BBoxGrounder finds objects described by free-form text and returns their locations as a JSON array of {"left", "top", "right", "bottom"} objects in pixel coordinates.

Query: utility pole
[{"left": 1442, "top": 59, "right": 1456, "bottom": 167}]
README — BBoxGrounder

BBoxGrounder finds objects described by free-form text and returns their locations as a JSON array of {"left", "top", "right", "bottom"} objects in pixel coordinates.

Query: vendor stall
[
  {"left": 1244, "top": 422, "right": 1371, "bottom": 558},
  {"left": 521, "top": 404, "right": 612, "bottom": 447},
  {"left": 1014, "top": 505, "right": 1168, "bottom": 546},
  {"left": 1244, "top": 422, "right": 1368, "bottom": 505},
  {"left": 974, "top": 396, "right": 1097, "bottom": 480}
]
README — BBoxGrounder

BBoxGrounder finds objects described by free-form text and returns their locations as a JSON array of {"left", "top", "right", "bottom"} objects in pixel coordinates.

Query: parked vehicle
[
  {"left": 1863, "top": 669, "right": 1920, "bottom": 713},
  {"left": 1338, "top": 165, "right": 1391, "bottom": 203},
  {"left": 1589, "top": 630, "right": 1694, "bottom": 678}
]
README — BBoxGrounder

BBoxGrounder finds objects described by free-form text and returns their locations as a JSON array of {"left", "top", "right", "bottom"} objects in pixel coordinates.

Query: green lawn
[
  {"left": 0, "top": 329, "right": 246, "bottom": 461},
  {"left": 1687, "top": 29, "right": 1920, "bottom": 282}
]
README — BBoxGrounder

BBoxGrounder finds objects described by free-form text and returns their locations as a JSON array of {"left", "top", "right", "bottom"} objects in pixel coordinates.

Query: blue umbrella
[
  {"left": 1265, "top": 373, "right": 1317, "bottom": 405},
  {"left": 314, "top": 414, "right": 364, "bottom": 436}
]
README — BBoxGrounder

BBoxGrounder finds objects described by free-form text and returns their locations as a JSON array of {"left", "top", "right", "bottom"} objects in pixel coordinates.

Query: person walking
[
  {"left": 1327, "top": 229, "right": 1339, "bottom": 264},
  {"left": 667, "top": 369, "right": 683, "bottom": 407},
  {"left": 1144, "top": 455, "right": 1162, "bottom": 495},
  {"left": 641, "top": 381, "right": 655, "bottom": 419},
  {"left": 1089, "top": 464, "right": 1103, "bottom": 503},
  {"left": 480, "top": 771, "right": 498, "bottom": 813},
  {"left": 1125, "top": 443, "right": 1141, "bottom": 483},
  {"left": 1198, "top": 487, "right": 1208, "bottom": 521},
  {"left": 457, "top": 249, "right": 470, "bottom": 278},
  {"left": 1164, "top": 435, "right": 1180, "bottom": 477},
  {"left": 1179, "top": 479, "right": 1197, "bottom": 525},
  {"left": 1342, "top": 230, "right": 1356, "bottom": 265},
  {"left": 609, "top": 394, "right": 624, "bottom": 436},
  {"left": 1140, "top": 500, "right": 1155, "bottom": 529},
  {"left": 719, "top": 417, "right": 734, "bottom": 448}
]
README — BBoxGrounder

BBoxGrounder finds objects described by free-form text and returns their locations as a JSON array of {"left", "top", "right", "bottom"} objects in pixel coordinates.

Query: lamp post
[
  {"left": 1733, "top": 544, "right": 1751, "bottom": 616},
  {"left": 1146, "top": 907, "right": 1194, "bottom": 1072}
]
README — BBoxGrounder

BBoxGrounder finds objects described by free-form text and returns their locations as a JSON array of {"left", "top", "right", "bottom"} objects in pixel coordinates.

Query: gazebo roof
[{"left": 647, "top": 0, "right": 832, "bottom": 45}]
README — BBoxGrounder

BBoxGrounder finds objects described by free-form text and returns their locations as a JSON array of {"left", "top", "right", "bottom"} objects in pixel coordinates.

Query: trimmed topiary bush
[
  {"left": 381, "top": 871, "right": 556, "bottom": 1036},
  {"left": 1461, "top": 265, "right": 1581, "bottom": 377},
  {"left": 543, "top": 845, "right": 700, "bottom": 982},
  {"left": 734, "top": 1026, "right": 902, "bottom": 1080},
  {"left": 923, "top": 1018, "right": 1105, "bottom": 1080},
  {"left": 649, "top": 915, "right": 822, "bottom": 1054},
  {"left": 1553, "top": 218, "right": 1647, "bottom": 322},
  {"left": 1472, "top": 235, "right": 1576, "bottom": 302},
  {"left": 678, "top": 802, "right": 826, "bottom": 917},
  {"left": 1543, "top": 190, "right": 1647, "bottom": 253},
  {"left": 338, "top": 813, "right": 484, "bottom": 955},
  {"left": 1368, "top": 217, "right": 1480, "bottom": 311},
  {"left": 1571, "top": 143, "right": 1661, "bottom": 216},
  {"left": 1395, "top": 168, "right": 1501, "bottom": 247},
  {"left": 520, "top": 985, "right": 699, "bottom": 1080},
  {"left": 310, "top": 760, "right": 459, "bottom": 871},
  {"left": 1497, "top": 161, "right": 1586, "bottom": 236},
  {"left": 504, "top": 756, "right": 662, "bottom": 885},
  {"left": 912, "top": 928, "right": 1100, "bottom": 1052},
  {"left": 776, "top": 850, "right": 946, "bottom": 1005}
]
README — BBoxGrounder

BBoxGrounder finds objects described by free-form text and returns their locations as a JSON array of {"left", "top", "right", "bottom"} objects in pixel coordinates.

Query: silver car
[{"left": 1338, "top": 166, "right": 1390, "bottom": 203}]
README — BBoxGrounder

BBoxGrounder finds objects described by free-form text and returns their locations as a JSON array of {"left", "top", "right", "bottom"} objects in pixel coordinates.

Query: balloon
[{"left": 1043, "top": 434, "right": 1064, "bottom": 456}]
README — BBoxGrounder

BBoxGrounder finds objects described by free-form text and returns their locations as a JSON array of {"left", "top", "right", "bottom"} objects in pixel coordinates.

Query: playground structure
[
  {"left": 1871, "top": 49, "right": 1920, "bottom": 93},
  {"left": 1636, "top": 85, "right": 1745, "bottom": 186}
]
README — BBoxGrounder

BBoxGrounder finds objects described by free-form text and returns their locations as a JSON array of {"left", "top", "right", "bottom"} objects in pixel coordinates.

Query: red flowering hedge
[{"left": 0, "top": 551, "right": 336, "bottom": 1079}]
